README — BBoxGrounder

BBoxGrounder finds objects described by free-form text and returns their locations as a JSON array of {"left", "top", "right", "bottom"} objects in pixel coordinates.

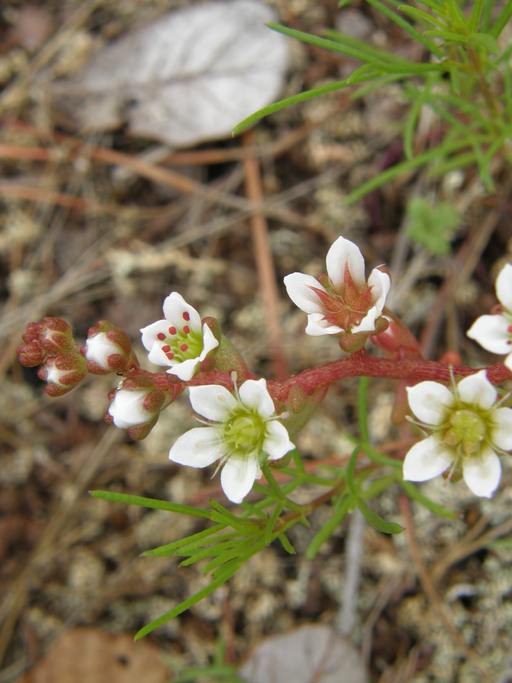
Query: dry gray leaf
[
  {"left": 239, "top": 624, "right": 369, "bottom": 683},
  {"left": 58, "top": 0, "right": 288, "bottom": 147}
]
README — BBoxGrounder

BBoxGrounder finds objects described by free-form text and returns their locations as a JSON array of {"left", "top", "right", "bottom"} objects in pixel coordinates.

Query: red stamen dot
[
  {"left": 162, "top": 345, "right": 171, "bottom": 353},
  {"left": 168, "top": 326, "right": 177, "bottom": 335},
  {"left": 182, "top": 312, "right": 190, "bottom": 321},
  {"left": 166, "top": 352, "right": 174, "bottom": 360},
  {"left": 157, "top": 333, "right": 166, "bottom": 341},
  {"left": 183, "top": 325, "right": 190, "bottom": 334},
  {"left": 180, "top": 343, "right": 188, "bottom": 352},
  {"left": 508, "top": 325, "right": 512, "bottom": 333}
]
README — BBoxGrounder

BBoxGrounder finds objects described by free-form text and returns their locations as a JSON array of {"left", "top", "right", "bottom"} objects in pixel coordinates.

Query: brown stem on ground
[
  {"left": 242, "top": 129, "right": 287, "bottom": 380},
  {"left": 398, "top": 494, "right": 492, "bottom": 683}
]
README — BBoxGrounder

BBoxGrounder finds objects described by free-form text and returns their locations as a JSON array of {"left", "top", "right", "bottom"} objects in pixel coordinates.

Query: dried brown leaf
[{"left": 18, "top": 627, "right": 168, "bottom": 683}]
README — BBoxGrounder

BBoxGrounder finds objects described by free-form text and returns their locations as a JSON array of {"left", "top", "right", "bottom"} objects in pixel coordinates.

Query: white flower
[
  {"left": 86, "top": 333, "right": 119, "bottom": 369},
  {"left": 140, "top": 292, "right": 219, "bottom": 381},
  {"left": 108, "top": 379, "right": 165, "bottom": 433},
  {"left": 168, "top": 379, "right": 294, "bottom": 503},
  {"left": 403, "top": 370, "right": 512, "bottom": 498},
  {"left": 109, "top": 385, "right": 149, "bottom": 429},
  {"left": 467, "top": 263, "right": 512, "bottom": 371},
  {"left": 284, "top": 236, "right": 390, "bottom": 337}
]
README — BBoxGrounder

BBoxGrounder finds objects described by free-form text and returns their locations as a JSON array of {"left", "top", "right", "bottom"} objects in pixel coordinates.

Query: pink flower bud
[
  {"left": 371, "top": 315, "right": 419, "bottom": 358},
  {"left": 17, "top": 338, "right": 46, "bottom": 367},
  {"left": 84, "top": 321, "right": 135, "bottom": 374},
  {"left": 38, "top": 353, "right": 88, "bottom": 397},
  {"left": 38, "top": 317, "right": 75, "bottom": 354},
  {"left": 17, "top": 317, "right": 76, "bottom": 368}
]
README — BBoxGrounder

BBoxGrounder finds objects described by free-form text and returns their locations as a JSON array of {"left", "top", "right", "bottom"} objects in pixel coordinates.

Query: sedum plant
[
  {"left": 234, "top": 0, "right": 512, "bottom": 203},
  {"left": 17, "top": 236, "right": 512, "bottom": 638}
]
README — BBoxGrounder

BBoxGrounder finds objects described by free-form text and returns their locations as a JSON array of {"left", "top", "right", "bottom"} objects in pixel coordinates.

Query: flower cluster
[
  {"left": 16, "top": 237, "right": 512, "bottom": 504},
  {"left": 402, "top": 261, "right": 512, "bottom": 498},
  {"left": 17, "top": 317, "right": 87, "bottom": 397}
]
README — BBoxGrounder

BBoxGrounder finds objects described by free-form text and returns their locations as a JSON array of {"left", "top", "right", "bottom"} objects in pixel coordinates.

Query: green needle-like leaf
[
  {"left": 400, "top": 480, "right": 457, "bottom": 519},
  {"left": 306, "top": 494, "right": 352, "bottom": 559},
  {"left": 90, "top": 490, "right": 210, "bottom": 518},
  {"left": 135, "top": 569, "right": 237, "bottom": 639},
  {"left": 356, "top": 497, "right": 403, "bottom": 534}
]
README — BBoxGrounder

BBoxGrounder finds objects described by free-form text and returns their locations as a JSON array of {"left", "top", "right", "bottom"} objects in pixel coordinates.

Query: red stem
[{"left": 143, "top": 350, "right": 512, "bottom": 403}]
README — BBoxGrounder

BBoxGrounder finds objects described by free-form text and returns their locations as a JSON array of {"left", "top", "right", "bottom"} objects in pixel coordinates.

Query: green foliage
[
  {"left": 405, "top": 196, "right": 460, "bottom": 254},
  {"left": 233, "top": 0, "right": 512, "bottom": 202},
  {"left": 92, "top": 373, "right": 455, "bottom": 635},
  {"left": 166, "top": 635, "right": 245, "bottom": 683}
]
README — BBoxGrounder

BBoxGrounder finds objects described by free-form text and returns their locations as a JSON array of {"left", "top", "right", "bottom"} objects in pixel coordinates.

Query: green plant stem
[{"left": 466, "top": 44, "right": 500, "bottom": 120}]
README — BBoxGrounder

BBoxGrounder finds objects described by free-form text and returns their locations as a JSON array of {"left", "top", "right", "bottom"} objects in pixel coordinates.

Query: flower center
[
  {"left": 156, "top": 313, "right": 203, "bottom": 363},
  {"left": 314, "top": 268, "right": 375, "bottom": 332},
  {"left": 443, "top": 408, "right": 487, "bottom": 457},
  {"left": 223, "top": 411, "right": 266, "bottom": 457}
]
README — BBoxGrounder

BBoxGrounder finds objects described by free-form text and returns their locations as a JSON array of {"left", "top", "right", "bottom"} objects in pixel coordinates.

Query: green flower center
[
  {"left": 157, "top": 324, "right": 203, "bottom": 363},
  {"left": 223, "top": 411, "right": 267, "bottom": 457},
  {"left": 443, "top": 408, "right": 487, "bottom": 457}
]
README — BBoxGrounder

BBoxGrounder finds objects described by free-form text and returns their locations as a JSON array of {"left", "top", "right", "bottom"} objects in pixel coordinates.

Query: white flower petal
[
  {"left": 407, "top": 382, "right": 454, "bottom": 425},
  {"left": 189, "top": 384, "right": 237, "bottom": 422},
  {"left": 264, "top": 421, "right": 294, "bottom": 460},
  {"left": 162, "top": 292, "right": 201, "bottom": 330},
  {"left": 109, "top": 389, "right": 147, "bottom": 428},
  {"left": 467, "top": 314, "right": 511, "bottom": 354},
  {"left": 402, "top": 436, "right": 454, "bottom": 481},
  {"left": 352, "top": 306, "right": 378, "bottom": 334},
  {"left": 168, "top": 427, "right": 222, "bottom": 467},
  {"left": 462, "top": 448, "right": 501, "bottom": 498},
  {"left": 284, "top": 273, "right": 326, "bottom": 314},
  {"left": 496, "top": 263, "right": 512, "bottom": 311},
  {"left": 305, "top": 313, "right": 343, "bottom": 336},
  {"left": 367, "top": 267, "right": 391, "bottom": 311},
  {"left": 45, "top": 361, "right": 66, "bottom": 385},
  {"left": 140, "top": 320, "right": 171, "bottom": 356},
  {"left": 199, "top": 323, "right": 220, "bottom": 359},
  {"left": 491, "top": 407, "right": 512, "bottom": 451},
  {"left": 506, "top": 353, "right": 512, "bottom": 371},
  {"left": 457, "top": 370, "right": 497, "bottom": 409},
  {"left": 168, "top": 357, "right": 200, "bottom": 381},
  {"left": 147, "top": 343, "right": 173, "bottom": 368},
  {"left": 325, "top": 237, "right": 365, "bottom": 290},
  {"left": 239, "top": 379, "right": 275, "bottom": 418},
  {"left": 85, "top": 334, "right": 119, "bottom": 369},
  {"left": 220, "top": 455, "right": 260, "bottom": 503}
]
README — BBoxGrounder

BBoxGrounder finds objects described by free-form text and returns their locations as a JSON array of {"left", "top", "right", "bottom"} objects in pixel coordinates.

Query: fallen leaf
[
  {"left": 57, "top": 0, "right": 288, "bottom": 147},
  {"left": 18, "top": 627, "right": 168, "bottom": 683},
  {"left": 239, "top": 624, "right": 369, "bottom": 683}
]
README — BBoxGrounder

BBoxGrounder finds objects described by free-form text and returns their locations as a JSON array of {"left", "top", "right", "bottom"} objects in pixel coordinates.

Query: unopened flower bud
[
  {"left": 371, "top": 314, "right": 419, "bottom": 358},
  {"left": 84, "top": 321, "right": 136, "bottom": 374},
  {"left": 38, "top": 317, "right": 75, "bottom": 354},
  {"left": 17, "top": 337, "right": 46, "bottom": 367},
  {"left": 38, "top": 352, "right": 88, "bottom": 397},
  {"left": 18, "top": 317, "right": 77, "bottom": 369},
  {"left": 107, "top": 376, "right": 167, "bottom": 440}
]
